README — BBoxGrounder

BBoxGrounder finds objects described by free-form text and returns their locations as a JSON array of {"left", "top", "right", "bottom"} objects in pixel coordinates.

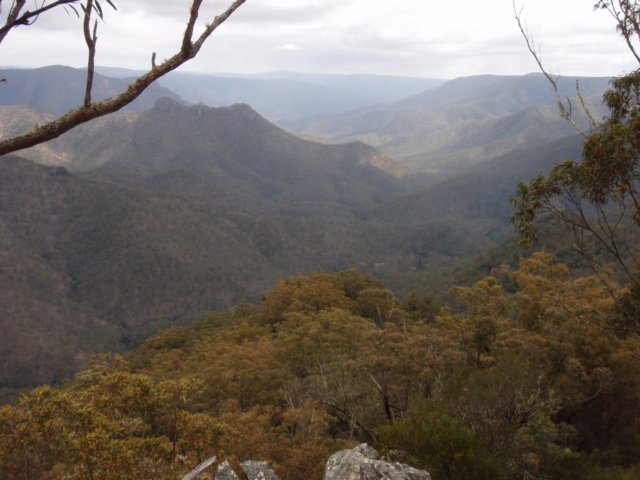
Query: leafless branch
[
  {"left": 576, "top": 79, "right": 599, "bottom": 131},
  {"left": 513, "top": 0, "right": 589, "bottom": 137},
  {"left": 322, "top": 399, "right": 376, "bottom": 441},
  {"left": 368, "top": 372, "right": 383, "bottom": 392},
  {"left": 0, "top": 0, "right": 246, "bottom": 157},
  {"left": 571, "top": 223, "right": 620, "bottom": 301},
  {"left": 183, "top": 0, "right": 203, "bottom": 54},
  {"left": 82, "top": 0, "right": 98, "bottom": 107}
]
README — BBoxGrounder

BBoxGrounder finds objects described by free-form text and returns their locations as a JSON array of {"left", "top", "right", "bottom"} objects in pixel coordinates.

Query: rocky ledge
[{"left": 209, "top": 444, "right": 430, "bottom": 480}]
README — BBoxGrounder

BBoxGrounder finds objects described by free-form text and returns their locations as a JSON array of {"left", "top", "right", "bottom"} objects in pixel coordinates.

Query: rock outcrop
[
  {"left": 208, "top": 444, "right": 428, "bottom": 480},
  {"left": 323, "top": 444, "right": 430, "bottom": 480},
  {"left": 214, "top": 460, "right": 241, "bottom": 480},
  {"left": 240, "top": 460, "right": 281, "bottom": 480}
]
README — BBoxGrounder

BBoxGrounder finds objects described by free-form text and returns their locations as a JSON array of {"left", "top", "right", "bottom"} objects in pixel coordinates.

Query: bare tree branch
[
  {"left": 82, "top": 0, "right": 98, "bottom": 107},
  {"left": 0, "top": 0, "right": 27, "bottom": 43},
  {"left": 183, "top": 0, "right": 203, "bottom": 54},
  {"left": 576, "top": 79, "right": 599, "bottom": 131},
  {"left": 513, "top": 0, "right": 589, "bottom": 137},
  {"left": 322, "top": 399, "right": 376, "bottom": 441},
  {"left": 0, "top": 0, "right": 247, "bottom": 157}
]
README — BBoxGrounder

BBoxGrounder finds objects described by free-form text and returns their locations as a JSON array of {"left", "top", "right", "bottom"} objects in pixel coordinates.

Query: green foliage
[
  {"left": 614, "top": 282, "right": 640, "bottom": 333},
  {"left": 379, "top": 407, "right": 504, "bottom": 480},
  {"left": 512, "top": 63, "right": 640, "bottom": 289}
]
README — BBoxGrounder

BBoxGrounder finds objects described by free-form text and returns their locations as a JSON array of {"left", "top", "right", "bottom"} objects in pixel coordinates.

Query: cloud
[
  {"left": 0, "top": 0, "right": 635, "bottom": 77},
  {"left": 278, "top": 44, "right": 303, "bottom": 51}
]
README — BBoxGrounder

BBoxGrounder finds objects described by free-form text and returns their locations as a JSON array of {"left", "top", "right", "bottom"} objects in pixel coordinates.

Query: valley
[{"left": 0, "top": 65, "right": 619, "bottom": 400}]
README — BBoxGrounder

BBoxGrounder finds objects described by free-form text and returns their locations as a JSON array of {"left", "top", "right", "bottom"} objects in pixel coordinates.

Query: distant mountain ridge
[
  {"left": 155, "top": 71, "right": 443, "bottom": 121},
  {"left": 372, "top": 135, "right": 585, "bottom": 234},
  {"left": 0, "top": 66, "right": 608, "bottom": 176},
  {"left": 284, "top": 73, "right": 610, "bottom": 173},
  {"left": 92, "top": 66, "right": 444, "bottom": 121},
  {"left": 398, "top": 73, "right": 608, "bottom": 111},
  {"left": 0, "top": 65, "right": 183, "bottom": 114}
]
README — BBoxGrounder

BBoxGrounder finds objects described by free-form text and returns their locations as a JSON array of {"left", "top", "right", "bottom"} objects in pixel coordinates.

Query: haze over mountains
[
  {"left": 0, "top": 64, "right": 613, "bottom": 399},
  {"left": 95, "top": 66, "right": 445, "bottom": 121},
  {"left": 283, "top": 73, "right": 610, "bottom": 174}
]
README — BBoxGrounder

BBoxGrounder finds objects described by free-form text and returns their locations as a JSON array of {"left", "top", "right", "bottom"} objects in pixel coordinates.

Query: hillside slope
[
  {"left": 285, "top": 74, "right": 609, "bottom": 173},
  {"left": 60, "top": 99, "right": 410, "bottom": 216},
  {"left": 0, "top": 155, "right": 408, "bottom": 398}
]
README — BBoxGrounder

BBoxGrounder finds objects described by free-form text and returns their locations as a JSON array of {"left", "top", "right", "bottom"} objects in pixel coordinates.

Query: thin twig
[
  {"left": 576, "top": 79, "right": 598, "bottom": 131},
  {"left": 0, "top": 0, "right": 80, "bottom": 43},
  {"left": 83, "top": 0, "right": 97, "bottom": 106},
  {"left": 513, "top": 0, "right": 589, "bottom": 137}
]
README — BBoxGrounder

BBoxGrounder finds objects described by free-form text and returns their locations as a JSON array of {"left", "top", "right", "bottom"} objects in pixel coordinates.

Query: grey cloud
[
  {"left": 123, "top": 0, "right": 341, "bottom": 25},
  {"left": 0, "top": 0, "right": 633, "bottom": 78}
]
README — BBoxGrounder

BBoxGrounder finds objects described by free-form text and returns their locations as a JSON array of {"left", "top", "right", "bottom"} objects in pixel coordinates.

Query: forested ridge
[{"left": 1, "top": 257, "right": 639, "bottom": 479}]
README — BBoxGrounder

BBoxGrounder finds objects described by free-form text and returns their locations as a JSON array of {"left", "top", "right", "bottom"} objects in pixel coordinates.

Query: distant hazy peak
[
  {"left": 152, "top": 97, "right": 259, "bottom": 118},
  {"left": 151, "top": 96, "right": 187, "bottom": 112}
]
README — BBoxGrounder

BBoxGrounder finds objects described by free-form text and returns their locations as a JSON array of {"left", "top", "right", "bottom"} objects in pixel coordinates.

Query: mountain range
[
  {"left": 0, "top": 64, "right": 618, "bottom": 400},
  {"left": 283, "top": 73, "right": 610, "bottom": 174},
  {"left": 94, "top": 67, "right": 445, "bottom": 121}
]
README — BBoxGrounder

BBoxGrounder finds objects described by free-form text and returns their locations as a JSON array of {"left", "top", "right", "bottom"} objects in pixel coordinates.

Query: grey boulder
[
  {"left": 240, "top": 460, "right": 281, "bottom": 480},
  {"left": 323, "top": 444, "right": 430, "bottom": 480},
  {"left": 215, "top": 460, "right": 241, "bottom": 480}
]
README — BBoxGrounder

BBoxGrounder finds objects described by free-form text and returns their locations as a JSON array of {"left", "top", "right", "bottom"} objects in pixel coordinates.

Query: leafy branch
[{"left": 511, "top": 0, "right": 640, "bottom": 294}]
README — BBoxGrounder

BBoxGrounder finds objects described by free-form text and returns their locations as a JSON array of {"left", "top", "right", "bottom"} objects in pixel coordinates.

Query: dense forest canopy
[{"left": 1, "top": 259, "right": 639, "bottom": 479}]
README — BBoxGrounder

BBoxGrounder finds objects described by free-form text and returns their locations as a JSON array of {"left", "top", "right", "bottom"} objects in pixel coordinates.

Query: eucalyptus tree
[{"left": 512, "top": 1, "right": 640, "bottom": 303}]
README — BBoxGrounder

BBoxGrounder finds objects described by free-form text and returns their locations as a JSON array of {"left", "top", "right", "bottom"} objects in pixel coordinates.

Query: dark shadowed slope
[{"left": 0, "top": 155, "right": 402, "bottom": 397}]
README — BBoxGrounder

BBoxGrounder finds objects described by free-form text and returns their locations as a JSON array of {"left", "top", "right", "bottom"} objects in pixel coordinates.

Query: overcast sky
[{"left": 0, "top": 0, "right": 636, "bottom": 78}]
